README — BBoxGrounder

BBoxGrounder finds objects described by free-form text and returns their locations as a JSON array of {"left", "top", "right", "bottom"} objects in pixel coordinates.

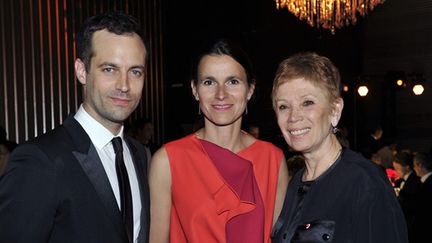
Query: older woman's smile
[{"left": 289, "top": 128, "right": 310, "bottom": 136}]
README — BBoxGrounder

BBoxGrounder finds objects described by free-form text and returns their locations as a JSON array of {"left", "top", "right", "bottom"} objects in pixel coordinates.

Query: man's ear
[
  {"left": 75, "top": 58, "right": 87, "bottom": 85},
  {"left": 191, "top": 80, "right": 199, "bottom": 100}
]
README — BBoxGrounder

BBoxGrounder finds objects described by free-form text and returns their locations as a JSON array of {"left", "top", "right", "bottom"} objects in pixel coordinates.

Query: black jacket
[
  {"left": 272, "top": 148, "right": 408, "bottom": 243},
  {"left": 0, "top": 116, "right": 150, "bottom": 243}
]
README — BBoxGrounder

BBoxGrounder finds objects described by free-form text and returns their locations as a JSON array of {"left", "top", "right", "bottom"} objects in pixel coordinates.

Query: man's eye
[
  {"left": 102, "top": 67, "right": 114, "bottom": 73},
  {"left": 131, "top": 69, "right": 142, "bottom": 76}
]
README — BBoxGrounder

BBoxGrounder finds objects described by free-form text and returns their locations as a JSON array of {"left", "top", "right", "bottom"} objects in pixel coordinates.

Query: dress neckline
[{"left": 191, "top": 132, "right": 258, "bottom": 155}]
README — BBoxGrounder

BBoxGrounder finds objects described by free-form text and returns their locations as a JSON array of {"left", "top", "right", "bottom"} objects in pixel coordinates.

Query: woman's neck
[
  {"left": 302, "top": 136, "right": 342, "bottom": 181},
  {"left": 196, "top": 119, "right": 252, "bottom": 153}
]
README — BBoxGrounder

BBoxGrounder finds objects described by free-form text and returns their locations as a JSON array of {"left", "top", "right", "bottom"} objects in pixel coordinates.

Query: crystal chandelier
[{"left": 276, "top": 0, "right": 385, "bottom": 33}]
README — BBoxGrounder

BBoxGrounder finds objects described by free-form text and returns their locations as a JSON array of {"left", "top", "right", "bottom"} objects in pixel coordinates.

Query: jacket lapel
[
  {"left": 63, "top": 116, "right": 128, "bottom": 242},
  {"left": 125, "top": 138, "right": 150, "bottom": 243}
]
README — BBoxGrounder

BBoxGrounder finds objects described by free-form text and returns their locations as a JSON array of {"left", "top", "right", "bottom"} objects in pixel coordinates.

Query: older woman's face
[
  {"left": 192, "top": 55, "right": 254, "bottom": 127},
  {"left": 274, "top": 78, "right": 342, "bottom": 153}
]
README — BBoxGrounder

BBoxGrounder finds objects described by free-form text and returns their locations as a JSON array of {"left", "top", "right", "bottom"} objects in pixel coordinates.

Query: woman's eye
[
  {"left": 278, "top": 104, "right": 288, "bottom": 111},
  {"left": 202, "top": 79, "right": 214, "bottom": 86},
  {"left": 303, "top": 100, "right": 314, "bottom": 106},
  {"left": 227, "top": 79, "right": 240, "bottom": 85}
]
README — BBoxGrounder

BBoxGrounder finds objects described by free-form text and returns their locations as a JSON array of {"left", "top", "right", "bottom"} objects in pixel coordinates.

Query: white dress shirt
[
  {"left": 421, "top": 172, "right": 432, "bottom": 183},
  {"left": 75, "top": 105, "right": 141, "bottom": 243},
  {"left": 399, "top": 171, "right": 413, "bottom": 189}
]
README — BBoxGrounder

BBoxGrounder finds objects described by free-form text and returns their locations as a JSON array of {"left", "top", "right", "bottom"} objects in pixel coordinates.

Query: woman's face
[
  {"left": 274, "top": 78, "right": 343, "bottom": 153},
  {"left": 192, "top": 54, "right": 254, "bottom": 127}
]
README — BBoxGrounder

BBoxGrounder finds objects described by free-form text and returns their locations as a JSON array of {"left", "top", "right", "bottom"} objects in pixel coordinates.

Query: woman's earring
[
  {"left": 198, "top": 104, "right": 201, "bottom": 115},
  {"left": 245, "top": 105, "right": 248, "bottom": 115},
  {"left": 332, "top": 125, "right": 338, "bottom": 134}
]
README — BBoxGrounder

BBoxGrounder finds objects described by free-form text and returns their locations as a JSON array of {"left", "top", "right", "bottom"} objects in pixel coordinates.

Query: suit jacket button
[{"left": 322, "top": 233, "right": 331, "bottom": 241}]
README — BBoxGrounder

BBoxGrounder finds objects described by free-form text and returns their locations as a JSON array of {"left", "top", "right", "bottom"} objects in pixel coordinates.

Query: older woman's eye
[
  {"left": 303, "top": 100, "right": 314, "bottom": 106},
  {"left": 278, "top": 104, "right": 288, "bottom": 111}
]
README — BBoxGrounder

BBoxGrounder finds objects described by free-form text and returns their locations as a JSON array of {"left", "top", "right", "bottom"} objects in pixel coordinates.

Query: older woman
[
  {"left": 271, "top": 52, "right": 408, "bottom": 243},
  {"left": 149, "top": 39, "right": 289, "bottom": 243}
]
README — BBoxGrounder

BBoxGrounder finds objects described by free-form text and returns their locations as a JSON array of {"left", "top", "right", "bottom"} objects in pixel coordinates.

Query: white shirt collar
[
  {"left": 403, "top": 171, "right": 412, "bottom": 181},
  {"left": 74, "top": 104, "right": 124, "bottom": 149},
  {"left": 421, "top": 172, "right": 432, "bottom": 183}
]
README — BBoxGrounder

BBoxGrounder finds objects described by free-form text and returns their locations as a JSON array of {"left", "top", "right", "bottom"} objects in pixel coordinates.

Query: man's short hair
[
  {"left": 76, "top": 12, "right": 146, "bottom": 71},
  {"left": 414, "top": 152, "right": 432, "bottom": 171},
  {"left": 392, "top": 151, "right": 414, "bottom": 168}
]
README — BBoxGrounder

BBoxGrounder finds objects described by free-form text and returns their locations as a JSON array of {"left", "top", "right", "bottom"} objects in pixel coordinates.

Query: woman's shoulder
[
  {"left": 250, "top": 138, "right": 283, "bottom": 153},
  {"left": 338, "top": 148, "right": 391, "bottom": 188},
  {"left": 340, "top": 149, "right": 380, "bottom": 172},
  {"left": 240, "top": 138, "right": 284, "bottom": 163},
  {"left": 164, "top": 134, "right": 198, "bottom": 150}
]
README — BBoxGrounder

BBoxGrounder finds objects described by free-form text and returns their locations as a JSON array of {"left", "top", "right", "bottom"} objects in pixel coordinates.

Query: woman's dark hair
[
  {"left": 76, "top": 12, "right": 146, "bottom": 71},
  {"left": 191, "top": 39, "right": 255, "bottom": 87}
]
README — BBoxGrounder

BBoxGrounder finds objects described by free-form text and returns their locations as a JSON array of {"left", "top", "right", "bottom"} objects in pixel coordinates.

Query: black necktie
[{"left": 112, "top": 137, "right": 133, "bottom": 243}]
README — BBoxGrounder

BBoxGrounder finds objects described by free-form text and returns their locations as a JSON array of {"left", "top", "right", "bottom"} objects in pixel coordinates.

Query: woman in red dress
[{"left": 149, "top": 39, "right": 289, "bottom": 243}]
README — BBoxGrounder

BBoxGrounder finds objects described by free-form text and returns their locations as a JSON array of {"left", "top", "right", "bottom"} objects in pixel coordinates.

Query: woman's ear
[
  {"left": 75, "top": 58, "right": 87, "bottom": 85},
  {"left": 191, "top": 80, "right": 199, "bottom": 100},
  {"left": 247, "top": 82, "right": 256, "bottom": 101},
  {"left": 331, "top": 97, "right": 344, "bottom": 127}
]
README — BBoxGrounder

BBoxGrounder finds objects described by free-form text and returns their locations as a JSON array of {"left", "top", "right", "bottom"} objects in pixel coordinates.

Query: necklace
[{"left": 303, "top": 147, "right": 342, "bottom": 181}]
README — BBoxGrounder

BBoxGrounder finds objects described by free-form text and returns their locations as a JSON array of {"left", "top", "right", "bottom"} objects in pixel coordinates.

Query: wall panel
[
  {"left": 0, "top": 0, "right": 164, "bottom": 144},
  {"left": 363, "top": 0, "right": 432, "bottom": 152}
]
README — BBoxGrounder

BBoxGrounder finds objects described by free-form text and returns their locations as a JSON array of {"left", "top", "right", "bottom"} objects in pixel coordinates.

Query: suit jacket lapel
[
  {"left": 63, "top": 116, "right": 128, "bottom": 242},
  {"left": 125, "top": 138, "right": 150, "bottom": 243}
]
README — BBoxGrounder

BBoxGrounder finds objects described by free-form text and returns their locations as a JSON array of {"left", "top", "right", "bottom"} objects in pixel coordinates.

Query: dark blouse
[{"left": 272, "top": 148, "right": 408, "bottom": 243}]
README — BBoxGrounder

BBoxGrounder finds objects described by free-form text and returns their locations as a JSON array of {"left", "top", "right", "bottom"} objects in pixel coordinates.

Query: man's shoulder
[
  {"left": 125, "top": 136, "right": 146, "bottom": 152},
  {"left": 26, "top": 124, "right": 69, "bottom": 146}
]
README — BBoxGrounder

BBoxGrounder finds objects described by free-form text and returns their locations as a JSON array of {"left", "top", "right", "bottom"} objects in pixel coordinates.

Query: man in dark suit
[
  {"left": 392, "top": 151, "right": 421, "bottom": 242},
  {"left": 412, "top": 152, "right": 432, "bottom": 243},
  {"left": 0, "top": 12, "right": 149, "bottom": 243}
]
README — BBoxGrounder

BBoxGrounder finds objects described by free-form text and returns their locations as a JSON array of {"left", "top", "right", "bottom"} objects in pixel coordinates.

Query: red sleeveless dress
[{"left": 164, "top": 134, "right": 283, "bottom": 243}]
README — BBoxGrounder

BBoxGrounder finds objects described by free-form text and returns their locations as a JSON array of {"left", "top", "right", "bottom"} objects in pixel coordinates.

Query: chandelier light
[{"left": 276, "top": 0, "right": 386, "bottom": 33}]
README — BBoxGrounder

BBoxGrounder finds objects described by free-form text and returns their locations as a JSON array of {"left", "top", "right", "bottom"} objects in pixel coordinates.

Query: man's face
[
  {"left": 413, "top": 159, "right": 422, "bottom": 177},
  {"left": 392, "top": 162, "right": 409, "bottom": 178},
  {"left": 75, "top": 29, "right": 146, "bottom": 134}
]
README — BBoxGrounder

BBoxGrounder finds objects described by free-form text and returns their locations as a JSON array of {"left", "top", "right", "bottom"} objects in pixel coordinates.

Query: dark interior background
[
  {"left": 1, "top": 0, "right": 431, "bottom": 153},
  {"left": 161, "top": 0, "right": 432, "bottom": 153}
]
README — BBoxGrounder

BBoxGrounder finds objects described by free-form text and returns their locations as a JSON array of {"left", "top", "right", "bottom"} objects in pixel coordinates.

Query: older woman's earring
[
  {"left": 198, "top": 105, "right": 201, "bottom": 115},
  {"left": 332, "top": 125, "right": 339, "bottom": 134},
  {"left": 245, "top": 106, "right": 248, "bottom": 115}
]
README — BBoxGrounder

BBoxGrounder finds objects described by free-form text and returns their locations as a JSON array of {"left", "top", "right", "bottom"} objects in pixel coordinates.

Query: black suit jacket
[
  {"left": 396, "top": 172, "right": 421, "bottom": 243},
  {"left": 413, "top": 175, "right": 432, "bottom": 243},
  {"left": 398, "top": 172, "right": 422, "bottom": 213},
  {"left": 0, "top": 116, "right": 149, "bottom": 243}
]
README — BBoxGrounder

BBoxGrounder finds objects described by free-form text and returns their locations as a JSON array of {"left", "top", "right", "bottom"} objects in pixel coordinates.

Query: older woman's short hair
[{"left": 272, "top": 52, "right": 341, "bottom": 109}]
